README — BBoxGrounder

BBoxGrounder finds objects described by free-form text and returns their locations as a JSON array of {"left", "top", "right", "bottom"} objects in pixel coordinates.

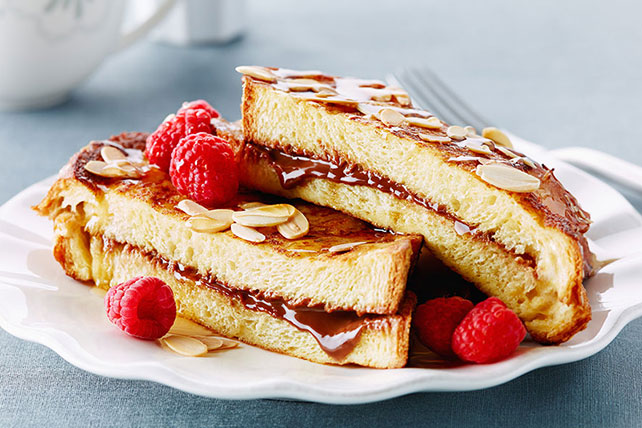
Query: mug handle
[{"left": 116, "top": 0, "right": 177, "bottom": 52}]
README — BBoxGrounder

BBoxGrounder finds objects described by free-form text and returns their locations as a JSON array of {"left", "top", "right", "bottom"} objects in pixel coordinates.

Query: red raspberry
[
  {"left": 176, "top": 108, "right": 212, "bottom": 135},
  {"left": 178, "top": 99, "right": 220, "bottom": 118},
  {"left": 145, "top": 108, "right": 213, "bottom": 171},
  {"left": 169, "top": 132, "right": 238, "bottom": 206},
  {"left": 145, "top": 118, "right": 185, "bottom": 172},
  {"left": 105, "top": 277, "right": 176, "bottom": 340},
  {"left": 452, "top": 297, "right": 526, "bottom": 363},
  {"left": 413, "top": 297, "right": 474, "bottom": 358}
]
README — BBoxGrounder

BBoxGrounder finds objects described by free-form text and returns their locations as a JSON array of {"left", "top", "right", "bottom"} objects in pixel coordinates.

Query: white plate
[{"left": 1, "top": 139, "right": 642, "bottom": 404}]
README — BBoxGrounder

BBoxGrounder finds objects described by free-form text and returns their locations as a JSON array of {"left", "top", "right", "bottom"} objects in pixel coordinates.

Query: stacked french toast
[{"left": 35, "top": 66, "right": 595, "bottom": 368}]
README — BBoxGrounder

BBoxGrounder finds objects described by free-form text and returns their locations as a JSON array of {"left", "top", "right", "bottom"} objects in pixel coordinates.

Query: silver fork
[{"left": 389, "top": 66, "right": 642, "bottom": 196}]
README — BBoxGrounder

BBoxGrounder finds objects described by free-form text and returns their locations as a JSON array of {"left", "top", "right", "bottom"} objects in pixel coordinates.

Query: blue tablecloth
[{"left": 1, "top": 1, "right": 641, "bottom": 426}]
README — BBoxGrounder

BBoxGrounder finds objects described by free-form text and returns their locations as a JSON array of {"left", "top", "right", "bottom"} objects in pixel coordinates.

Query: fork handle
[{"left": 549, "top": 147, "right": 642, "bottom": 195}]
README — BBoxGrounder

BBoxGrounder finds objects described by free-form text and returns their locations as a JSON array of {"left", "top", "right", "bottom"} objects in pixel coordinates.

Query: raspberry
[
  {"left": 176, "top": 108, "right": 212, "bottom": 135},
  {"left": 178, "top": 99, "right": 220, "bottom": 118},
  {"left": 413, "top": 297, "right": 474, "bottom": 357},
  {"left": 452, "top": 297, "right": 526, "bottom": 363},
  {"left": 169, "top": 132, "right": 238, "bottom": 206},
  {"left": 145, "top": 107, "right": 213, "bottom": 172},
  {"left": 105, "top": 277, "right": 176, "bottom": 340}
]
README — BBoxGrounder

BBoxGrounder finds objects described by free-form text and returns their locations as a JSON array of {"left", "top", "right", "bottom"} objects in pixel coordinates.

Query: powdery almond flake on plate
[
  {"left": 168, "top": 317, "right": 214, "bottom": 337},
  {"left": 161, "top": 335, "right": 208, "bottom": 357}
]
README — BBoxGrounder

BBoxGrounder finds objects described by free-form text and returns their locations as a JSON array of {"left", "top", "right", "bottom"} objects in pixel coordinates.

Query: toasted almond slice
[
  {"left": 116, "top": 163, "right": 142, "bottom": 178},
  {"left": 204, "top": 209, "right": 234, "bottom": 223},
  {"left": 314, "top": 88, "right": 338, "bottom": 98},
  {"left": 463, "top": 140, "right": 493, "bottom": 156},
  {"left": 90, "top": 286, "right": 107, "bottom": 298},
  {"left": 277, "top": 209, "right": 309, "bottom": 239},
  {"left": 476, "top": 163, "right": 540, "bottom": 192},
  {"left": 464, "top": 126, "right": 478, "bottom": 137},
  {"left": 239, "top": 201, "right": 267, "bottom": 210},
  {"left": 232, "top": 213, "right": 289, "bottom": 227},
  {"left": 187, "top": 215, "right": 231, "bottom": 233},
  {"left": 297, "top": 94, "right": 359, "bottom": 107},
  {"left": 393, "top": 93, "right": 411, "bottom": 106},
  {"left": 378, "top": 108, "right": 406, "bottom": 126},
  {"left": 231, "top": 223, "right": 266, "bottom": 243},
  {"left": 101, "top": 146, "right": 127, "bottom": 162},
  {"left": 419, "top": 133, "right": 451, "bottom": 143},
  {"left": 169, "top": 317, "right": 214, "bottom": 337},
  {"left": 162, "top": 335, "right": 208, "bottom": 357},
  {"left": 327, "top": 241, "right": 368, "bottom": 253},
  {"left": 235, "top": 65, "right": 277, "bottom": 83},
  {"left": 482, "top": 127, "right": 513, "bottom": 148},
  {"left": 446, "top": 125, "right": 467, "bottom": 140},
  {"left": 494, "top": 145, "right": 519, "bottom": 159},
  {"left": 84, "top": 160, "right": 108, "bottom": 175},
  {"left": 370, "top": 92, "right": 393, "bottom": 102},
  {"left": 244, "top": 203, "right": 295, "bottom": 217},
  {"left": 406, "top": 116, "right": 442, "bottom": 129},
  {"left": 176, "top": 199, "right": 208, "bottom": 216},
  {"left": 521, "top": 157, "right": 536, "bottom": 168},
  {"left": 199, "top": 336, "right": 223, "bottom": 350}
]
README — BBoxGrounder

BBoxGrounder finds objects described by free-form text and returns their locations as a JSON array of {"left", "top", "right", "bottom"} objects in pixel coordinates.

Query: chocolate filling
[
  {"left": 127, "top": 243, "right": 383, "bottom": 360},
  {"left": 244, "top": 142, "right": 539, "bottom": 269}
]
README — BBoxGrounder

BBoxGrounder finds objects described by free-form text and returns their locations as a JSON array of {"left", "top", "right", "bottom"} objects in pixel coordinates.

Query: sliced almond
[
  {"left": 161, "top": 335, "right": 208, "bottom": 357},
  {"left": 277, "top": 209, "right": 309, "bottom": 239},
  {"left": 199, "top": 336, "right": 223, "bottom": 350},
  {"left": 494, "top": 145, "right": 519, "bottom": 159},
  {"left": 463, "top": 139, "right": 493, "bottom": 156},
  {"left": 476, "top": 163, "right": 540, "bottom": 192},
  {"left": 115, "top": 163, "right": 142, "bottom": 178},
  {"left": 239, "top": 201, "right": 267, "bottom": 210},
  {"left": 370, "top": 92, "right": 393, "bottom": 102},
  {"left": 464, "top": 126, "right": 478, "bottom": 137},
  {"left": 169, "top": 317, "right": 214, "bottom": 337},
  {"left": 84, "top": 160, "right": 108, "bottom": 175},
  {"left": 314, "top": 88, "right": 339, "bottom": 98},
  {"left": 482, "top": 127, "right": 513, "bottom": 148},
  {"left": 378, "top": 108, "right": 406, "bottom": 126},
  {"left": 327, "top": 241, "right": 368, "bottom": 253},
  {"left": 235, "top": 65, "right": 277, "bottom": 83},
  {"left": 393, "top": 93, "right": 411, "bottom": 106},
  {"left": 231, "top": 223, "right": 266, "bottom": 243},
  {"left": 446, "top": 125, "right": 468, "bottom": 140},
  {"left": 521, "top": 157, "right": 536, "bottom": 168},
  {"left": 100, "top": 146, "right": 127, "bottom": 162},
  {"left": 406, "top": 116, "right": 442, "bottom": 129},
  {"left": 298, "top": 95, "right": 359, "bottom": 107},
  {"left": 419, "top": 133, "right": 451, "bottom": 143},
  {"left": 232, "top": 213, "right": 289, "bottom": 227},
  {"left": 244, "top": 203, "right": 295, "bottom": 217},
  {"left": 203, "top": 209, "right": 234, "bottom": 223},
  {"left": 187, "top": 215, "right": 231, "bottom": 233},
  {"left": 176, "top": 199, "right": 208, "bottom": 216}
]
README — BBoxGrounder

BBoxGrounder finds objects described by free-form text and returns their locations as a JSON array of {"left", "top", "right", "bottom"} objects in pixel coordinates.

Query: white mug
[{"left": 0, "top": 0, "right": 176, "bottom": 111}]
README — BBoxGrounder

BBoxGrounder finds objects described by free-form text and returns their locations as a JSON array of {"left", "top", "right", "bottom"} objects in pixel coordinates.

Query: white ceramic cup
[{"left": 0, "top": 0, "right": 176, "bottom": 111}]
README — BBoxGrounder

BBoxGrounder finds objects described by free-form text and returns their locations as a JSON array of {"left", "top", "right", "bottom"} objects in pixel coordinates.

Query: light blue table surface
[{"left": 1, "top": 1, "right": 641, "bottom": 426}]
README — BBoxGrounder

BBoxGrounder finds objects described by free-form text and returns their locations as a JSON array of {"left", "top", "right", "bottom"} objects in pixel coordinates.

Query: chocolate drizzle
[
  {"left": 244, "top": 142, "right": 541, "bottom": 268},
  {"left": 151, "top": 250, "right": 376, "bottom": 360}
]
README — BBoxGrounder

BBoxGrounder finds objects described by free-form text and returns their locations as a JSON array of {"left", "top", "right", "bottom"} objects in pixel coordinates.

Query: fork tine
[
  {"left": 420, "top": 67, "right": 492, "bottom": 130},
  {"left": 395, "top": 69, "right": 460, "bottom": 126},
  {"left": 392, "top": 67, "right": 493, "bottom": 131}
]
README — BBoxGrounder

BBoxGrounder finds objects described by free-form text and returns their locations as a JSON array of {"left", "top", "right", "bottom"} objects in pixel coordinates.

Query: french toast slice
[
  {"left": 35, "top": 132, "right": 421, "bottom": 316},
  {"left": 237, "top": 66, "right": 595, "bottom": 344},
  {"left": 50, "top": 210, "right": 415, "bottom": 368}
]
